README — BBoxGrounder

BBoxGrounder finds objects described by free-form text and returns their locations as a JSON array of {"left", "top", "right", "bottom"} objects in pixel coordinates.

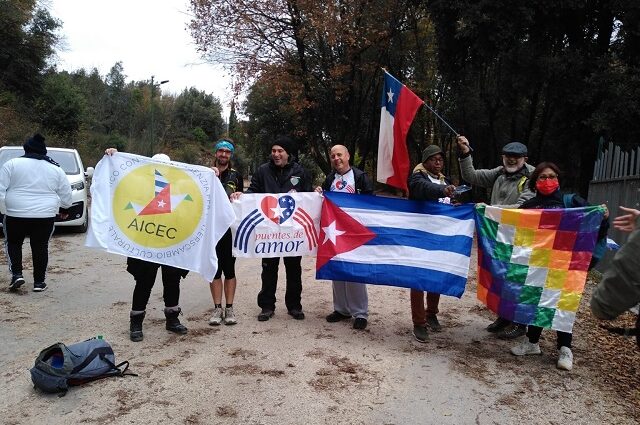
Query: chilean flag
[
  {"left": 316, "top": 192, "right": 475, "bottom": 297},
  {"left": 377, "top": 71, "right": 424, "bottom": 193}
]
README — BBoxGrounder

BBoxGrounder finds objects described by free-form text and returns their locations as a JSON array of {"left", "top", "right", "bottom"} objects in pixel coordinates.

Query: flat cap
[{"left": 502, "top": 142, "right": 527, "bottom": 157}]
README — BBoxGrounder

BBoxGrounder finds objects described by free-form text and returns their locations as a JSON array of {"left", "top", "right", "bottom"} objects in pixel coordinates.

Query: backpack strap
[
  {"left": 70, "top": 346, "right": 114, "bottom": 374},
  {"left": 517, "top": 176, "right": 527, "bottom": 193}
]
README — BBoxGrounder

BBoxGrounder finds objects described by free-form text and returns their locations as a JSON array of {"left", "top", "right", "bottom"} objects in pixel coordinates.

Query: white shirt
[
  {"left": 0, "top": 157, "right": 73, "bottom": 218},
  {"left": 427, "top": 174, "right": 451, "bottom": 204},
  {"left": 330, "top": 169, "right": 356, "bottom": 193}
]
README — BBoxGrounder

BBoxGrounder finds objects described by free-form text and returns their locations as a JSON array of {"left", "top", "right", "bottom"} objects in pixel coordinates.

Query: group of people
[{"left": 2, "top": 133, "right": 638, "bottom": 372}]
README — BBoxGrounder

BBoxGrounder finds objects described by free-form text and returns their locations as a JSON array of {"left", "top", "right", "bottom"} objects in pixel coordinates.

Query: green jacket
[
  {"left": 458, "top": 155, "right": 535, "bottom": 207},
  {"left": 590, "top": 215, "right": 640, "bottom": 320}
]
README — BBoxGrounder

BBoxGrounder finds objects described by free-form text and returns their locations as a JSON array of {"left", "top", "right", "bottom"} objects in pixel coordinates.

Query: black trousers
[
  {"left": 214, "top": 229, "right": 236, "bottom": 280},
  {"left": 3, "top": 216, "right": 55, "bottom": 283},
  {"left": 127, "top": 258, "right": 186, "bottom": 311},
  {"left": 527, "top": 325, "right": 572, "bottom": 349},
  {"left": 257, "top": 256, "right": 302, "bottom": 311}
]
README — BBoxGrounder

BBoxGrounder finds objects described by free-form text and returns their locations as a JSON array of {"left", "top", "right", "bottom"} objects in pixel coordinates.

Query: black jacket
[
  {"left": 247, "top": 160, "right": 312, "bottom": 194},
  {"left": 321, "top": 166, "right": 373, "bottom": 194},
  {"left": 408, "top": 170, "right": 453, "bottom": 201},
  {"left": 219, "top": 166, "right": 244, "bottom": 197}
]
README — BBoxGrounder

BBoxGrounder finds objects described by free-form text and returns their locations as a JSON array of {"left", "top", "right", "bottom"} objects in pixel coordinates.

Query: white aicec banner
[{"left": 231, "top": 192, "right": 322, "bottom": 258}]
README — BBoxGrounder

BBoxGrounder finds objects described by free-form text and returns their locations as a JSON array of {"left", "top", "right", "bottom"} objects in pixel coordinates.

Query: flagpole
[{"left": 421, "top": 98, "right": 473, "bottom": 152}]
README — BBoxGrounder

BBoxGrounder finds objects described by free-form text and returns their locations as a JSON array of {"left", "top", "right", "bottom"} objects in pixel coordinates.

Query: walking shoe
[
  {"left": 164, "top": 308, "right": 188, "bottom": 335},
  {"left": 9, "top": 274, "right": 25, "bottom": 291},
  {"left": 130, "top": 312, "right": 145, "bottom": 342},
  {"left": 326, "top": 311, "right": 350, "bottom": 322},
  {"left": 510, "top": 340, "right": 542, "bottom": 356},
  {"left": 33, "top": 282, "right": 47, "bottom": 292},
  {"left": 497, "top": 323, "right": 527, "bottom": 340},
  {"left": 486, "top": 317, "right": 511, "bottom": 333},
  {"left": 258, "top": 308, "right": 274, "bottom": 321},
  {"left": 208, "top": 307, "right": 224, "bottom": 326},
  {"left": 426, "top": 315, "right": 442, "bottom": 332},
  {"left": 223, "top": 307, "right": 237, "bottom": 325},
  {"left": 557, "top": 346, "right": 573, "bottom": 371},
  {"left": 353, "top": 318, "right": 367, "bottom": 330},
  {"left": 288, "top": 309, "right": 305, "bottom": 320},
  {"left": 412, "top": 325, "right": 429, "bottom": 343}
]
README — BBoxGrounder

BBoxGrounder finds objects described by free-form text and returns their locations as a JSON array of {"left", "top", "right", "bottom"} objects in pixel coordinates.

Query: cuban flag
[
  {"left": 377, "top": 71, "right": 424, "bottom": 193},
  {"left": 316, "top": 192, "right": 475, "bottom": 297}
]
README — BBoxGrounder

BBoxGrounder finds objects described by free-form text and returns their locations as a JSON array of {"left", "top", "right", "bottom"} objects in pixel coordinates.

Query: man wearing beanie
[
  {"left": 408, "top": 144, "right": 456, "bottom": 342},
  {"left": 0, "top": 134, "right": 72, "bottom": 292},
  {"left": 230, "top": 136, "right": 312, "bottom": 321},
  {"left": 456, "top": 135, "right": 534, "bottom": 339}
]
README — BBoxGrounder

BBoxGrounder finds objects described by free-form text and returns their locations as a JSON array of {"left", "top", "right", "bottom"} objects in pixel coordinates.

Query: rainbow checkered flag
[{"left": 475, "top": 205, "right": 605, "bottom": 332}]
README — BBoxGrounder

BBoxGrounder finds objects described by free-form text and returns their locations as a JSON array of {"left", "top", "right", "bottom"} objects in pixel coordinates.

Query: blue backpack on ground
[
  {"left": 30, "top": 337, "right": 136, "bottom": 395},
  {"left": 562, "top": 193, "right": 608, "bottom": 266}
]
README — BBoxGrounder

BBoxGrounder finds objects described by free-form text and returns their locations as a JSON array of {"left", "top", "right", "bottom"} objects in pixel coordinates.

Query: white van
[{"left": 0, "top": 146, "right": 94, "bottom": 232}]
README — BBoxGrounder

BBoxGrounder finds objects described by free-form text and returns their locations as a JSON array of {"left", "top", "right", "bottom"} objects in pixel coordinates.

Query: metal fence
[{"left": 588, "top": 138, "right": 640, "bottom": 268}]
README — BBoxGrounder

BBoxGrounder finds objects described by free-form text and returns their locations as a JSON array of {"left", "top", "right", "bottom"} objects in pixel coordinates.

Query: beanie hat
[
  {"left": 502, "top": 142, "right": 528, "bottom": 157},
  {"left": 23, "top": 133, "right": 47, "bottom": 155},
  {"left": 421, "top": 144, "right": 444, "bottom": 163},
  {"left": 152, "top": 153, "right": 170, "bottom": 162},
  {"left": 272, "top": 136, "right": 297, "bottom": 156}
]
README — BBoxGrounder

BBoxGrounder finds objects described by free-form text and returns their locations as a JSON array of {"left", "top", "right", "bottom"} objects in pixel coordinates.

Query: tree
[
  {"left": 189, "top": 0, "right": 430, "bottom": 173},
  {"left": 35, "top": 71, "right": 85, "bottom": 141},
  {"left": 170, "top": 87, "right": 225, "bottom": 142}
]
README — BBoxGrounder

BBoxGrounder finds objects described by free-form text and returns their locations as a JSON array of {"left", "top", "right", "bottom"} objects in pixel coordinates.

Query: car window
[{"left": 0, "top": 149, "right": 79, "bottom": 175}]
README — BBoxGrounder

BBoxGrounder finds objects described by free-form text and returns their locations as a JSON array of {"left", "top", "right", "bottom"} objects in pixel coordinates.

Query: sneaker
[
  {"left": 326, "top": 311, "right": 350, "bottom": 322},
  {"left": 412, "top": 325, "right": 429, "bottom": 343},
  {"left": 258, "top": 308, "right": 274, "bottom": 321},
  {"left": 353, "top": 318, "right": 367, "bottom": 330},
  {"left": 208, "top": 307, "right": 224, "bottom": 326},
  {"left": 510, "top": 340, "right": 542, "bottom": 356},
  {"left": 288, "top": 309, "right": 305, "bottom": 320},
  {"left": 9, "top": 274, "right": 25, "bottom": 291},
  {"left": 33, "top": 282, "right": 47, "bottom": 292},
  {"left": 426, "top": 315, "right": 442, "bottom": 332},
  {"left": 557, "top": 346, "right": 573, "bottom": 371},
  {"left": 498, "top": 323, "right": 527, "bottom": 340},
  {"left": 223, "top": 307, "right": 237, "bottom": 325},
  {"left": 486, "top": 317, "right": 511, "bottom": 333}
]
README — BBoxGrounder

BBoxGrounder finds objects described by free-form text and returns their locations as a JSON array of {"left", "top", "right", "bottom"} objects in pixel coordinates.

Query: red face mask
[{"left": 536, "top": 179, "right": 559, "bottom": 195}]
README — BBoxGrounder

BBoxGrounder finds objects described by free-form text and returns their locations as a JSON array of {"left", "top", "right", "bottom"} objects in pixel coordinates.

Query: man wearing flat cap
[
  {"left": 230, "top": 136, "right": 312, "bottom": 322},
  {"left": 408, "top": 144, "right": 456, "bottom": 343},
  {"left": 456, "top": 136, "right": 534, "bottom": 339},
  {"left": 0, "top": 134, "right": 72, "bottom": 292}
]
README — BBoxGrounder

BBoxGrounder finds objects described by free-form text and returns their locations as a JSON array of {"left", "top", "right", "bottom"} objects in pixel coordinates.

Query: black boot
[
  {"left": 130, "top": 312, "right": 145, "bottom": 342},
  {"left": 165, "top": 307, "right": 188, "bottom": 335}
]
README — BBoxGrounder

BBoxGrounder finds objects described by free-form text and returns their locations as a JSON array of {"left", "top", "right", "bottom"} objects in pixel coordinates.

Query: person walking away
[{"left": 0, "top": 134, "right": 72, "bottom": 292}]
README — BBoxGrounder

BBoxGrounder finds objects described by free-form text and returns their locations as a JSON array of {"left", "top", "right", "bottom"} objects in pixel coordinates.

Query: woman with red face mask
[{"left": 509, "top": 162, "right": 609, "bottom": 371}]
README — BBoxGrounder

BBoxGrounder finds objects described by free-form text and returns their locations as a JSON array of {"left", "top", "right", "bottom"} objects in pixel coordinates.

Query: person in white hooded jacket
[{"left": 0, "top": 134, "right": 72, "bottom": 292}]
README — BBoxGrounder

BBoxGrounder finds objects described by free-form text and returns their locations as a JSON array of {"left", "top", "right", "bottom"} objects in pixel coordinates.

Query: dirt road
[{"left": 0, "top": 231, "right": 638, "bottom": 424}]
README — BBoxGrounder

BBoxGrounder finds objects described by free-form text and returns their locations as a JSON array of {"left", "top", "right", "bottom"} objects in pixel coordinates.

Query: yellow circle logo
[{"left": 113, "top": 164, "right": 203, "bottom": 248}]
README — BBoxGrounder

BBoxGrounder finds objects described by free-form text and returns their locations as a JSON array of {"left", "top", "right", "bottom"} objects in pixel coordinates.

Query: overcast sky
[{"left": 50, "top": 0, "right": 233, "bottom": 112}]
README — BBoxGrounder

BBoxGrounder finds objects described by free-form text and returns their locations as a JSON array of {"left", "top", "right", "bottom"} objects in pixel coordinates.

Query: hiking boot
[
  {"left": 258, "top": 308, "right": 274, "bottom": 321},
  {"left": 33, "top": 282, "right": 47, "bottom": 292},
  {"left": 165, "top": 308, "right": 188, "bottom": 335},
  {"left": 288, "top": 309, "right": 305, "bottom": 320},
  {"left": 208, "top": 307, "right": 223, "bottom": 326},
  {"left": 223, "top": 307, "right": 237, "bottom": 325},
  {"left": 510, "top": 340, "right": 542, "bottom": 356},
  {"left": 130, "top": 312, "right": 145, "bottom": 342},
  {"left": 412, "top": 325, "right": 429, "bottom": 343},
  {"left": 498, "top": 323, "right": 527, "bottom": 340},
  {"left": 557, "top": 346, "right": 573, "bottom": 371},
  {"left": 426, "top": 315, "right": 442, "bottom": 332},
  {"left": 486, "top": 317, "right": 511, "bottom": 333},
  {"left": 326, "top": 311, "right": 350, "bottom": 323},
  {"left": 353, "top": 318, "right": 367, "bottom": 330},
  {"left": 9, "top": 274, "right": 25, "bottom": 291}
]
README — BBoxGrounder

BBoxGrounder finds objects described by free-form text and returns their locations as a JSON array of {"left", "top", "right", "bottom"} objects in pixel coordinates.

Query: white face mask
[{"left": 502, "top": 155, "right": 526, "bottom": 173}]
